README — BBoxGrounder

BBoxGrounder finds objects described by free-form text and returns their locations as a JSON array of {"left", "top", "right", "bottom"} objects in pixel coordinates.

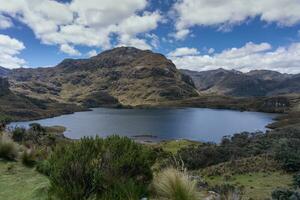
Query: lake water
[{"left": 9, "top": 108, "right": 277, "bottom": 142}]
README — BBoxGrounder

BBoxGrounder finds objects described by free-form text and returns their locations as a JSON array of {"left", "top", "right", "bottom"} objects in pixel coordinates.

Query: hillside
[
  {"left": 0, "top": 66, "right": 10, "bottom": 77},
  {"left": 9, "top": 47, "right": 198, "bottom": 107},
  {"left": 181, "top": 68, "right": 300, "bottom": 97},
  {"left": 0, "top": 77, "right": 83, "bottom": 121}
]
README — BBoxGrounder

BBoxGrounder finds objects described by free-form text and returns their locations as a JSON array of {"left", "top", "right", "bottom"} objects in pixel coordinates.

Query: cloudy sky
[{"left": 0, "top": 0, "right": 300, "bottom": 73}]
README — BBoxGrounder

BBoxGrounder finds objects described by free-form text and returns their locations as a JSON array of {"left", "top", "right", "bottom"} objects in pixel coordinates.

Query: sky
[{"left": 0, "top": 0, "right": 300, "bottom": 74}]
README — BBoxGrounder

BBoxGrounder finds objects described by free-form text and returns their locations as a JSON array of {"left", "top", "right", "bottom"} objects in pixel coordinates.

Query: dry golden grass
[{"left": 152, "top": 168, "right": 201, "bottom": 200}]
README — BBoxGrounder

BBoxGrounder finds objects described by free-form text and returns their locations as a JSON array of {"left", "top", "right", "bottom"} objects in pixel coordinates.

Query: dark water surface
[{"left": 9, "top": 108, "right": 277, "bottom": 142}]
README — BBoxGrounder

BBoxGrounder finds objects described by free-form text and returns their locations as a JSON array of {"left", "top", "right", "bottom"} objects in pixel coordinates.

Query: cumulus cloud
[
  {"left": 60, "top": 44, "right": 81, "bottom": 56},
  {"left": 173, "top": 0, "right": 300, "bottom": 37},
  {"left": 168, "top": 47, "right": 200, "bottom": 57},
  {"left": 169, "top": 42, "right": 300, "bottom": 74},
  {"left": 0, "top": 15, "right": 13, "bottom": 29},
  {"left": 0, "top": 34, "right": 26, "bottom": 69},
  {"left": 0, "top": 0, "right": 162, "bottom": 55},
  {"left": 86, "top": 50, "right": 98, "bottom": 57}
]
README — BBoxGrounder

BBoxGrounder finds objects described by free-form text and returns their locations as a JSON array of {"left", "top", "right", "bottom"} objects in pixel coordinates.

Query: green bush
[
  {"left": 152, "top": 168, "right": 200, "bottom": 200},
  {"left": 36, "top": 160, "right": 51, "bottom": 176},
  {"left": 12, "top": 127, "right": 26, "bottom": 142},
  {"left": 48, "top": 135, "right": 155, "bottom": 200},
  {"left": 29, "top": 123, "right": 46, "bottom": 133},
  {"left": 210, "top": 183, "right": 244, "bottom": 200},
  {"left": 293, "top": 173, "right": 300, "bottom": 189},
  {"left": 271, "top": 188, "right": 300, "bottom": 200},
  {"left": 0, "top": 115, "right": 12, "bottom": 131},
  {"left": 0, "top": 138, "right": 18, "bottom": 160},
  {"left": 100, "top": 179, "right": 148, "bottom": 200},
  {"left": 274, "top": 139, "right": 300, "bottom": 172},
  {"left": 21, "top": 149, "right": 36, "bottom": 167}
]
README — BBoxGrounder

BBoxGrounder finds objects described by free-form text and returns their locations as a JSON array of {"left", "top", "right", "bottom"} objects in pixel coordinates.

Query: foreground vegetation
[
  {"left": 0, "top": 161, "right": 49, "bottom": 200},
  {"left": 1, "top": 120, "right": 300, "bottom": 199}
]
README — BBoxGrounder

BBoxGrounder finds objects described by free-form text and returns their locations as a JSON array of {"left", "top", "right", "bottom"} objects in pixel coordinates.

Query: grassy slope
[
  {"left": 155, "top": 139, "right": 201, "bottom": 154},
  {"left": 0, "top": 161, "right": 49, "bottom": 200},
  {"left": 206, "top": 172, "right": 293, "bottom": 200}
]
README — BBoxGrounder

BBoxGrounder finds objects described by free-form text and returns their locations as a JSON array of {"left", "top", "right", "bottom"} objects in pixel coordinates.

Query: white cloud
[
  {"left": 0, "top": 34, "right": 26, "bottom": 69},
  {"left": 170, "top": 29, "right": 190, "bottom": 40},
  {"left": 60, "top": 44, "right": 81, "bottom": 56},
  {"left": 168, "top": 47, "right": 200, "bottom": 57},
  {"left": 0, "top": 15, "right": 13, "bottom": 29},
  {"left": 86, "top": 50, "right": 97, "bottom": 57},
  {"left": 117, "top": 34, "right": 152, "bottom": 50},
  {"left": 173, "top": 0, "right": 300, "bottom": 37},
  {"left": 146, "top": 33, "right": 160, "bottom": 49},
  {"left": 0, "top": 0, "right": 162, "bottom": 55},
  {"left": 208, "top": 48, "right": 215, "bottom": 54},
  {"left": 169, "top": 42, "right": 300, "bottom": 74}
]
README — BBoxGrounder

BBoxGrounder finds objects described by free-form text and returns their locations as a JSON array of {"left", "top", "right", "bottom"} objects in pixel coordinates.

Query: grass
[
  {"left": 157, "top": 139, "right": 201, "bottom": 154},
  {"left": 0, "top": 160, "right": 49, "bottom": 200},
  {"left": 152, "top": 168, "right": 202, "bottom": 200},
  {"left": 205, "top": 171, "right": 293, "bottom": 200}
]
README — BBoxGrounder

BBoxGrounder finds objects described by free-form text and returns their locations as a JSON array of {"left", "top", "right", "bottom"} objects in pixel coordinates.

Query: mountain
[
  {"left": 9, "top": 47, "right": 198, "bottom": 106},
  {"left": 246, "top": 70, "right": 292, "bottom": 81},
  {"left": 0, "top": 77, "right": 10, "bottom": 96},
  {"left": 0, "top": 66, "right": 10, "bottom": 77},
  {"left": 181, "top": 68, "right": 300, "bottom": 97},
  {"left": 0, "top": 76, "right": 83, "bottom": 121}
]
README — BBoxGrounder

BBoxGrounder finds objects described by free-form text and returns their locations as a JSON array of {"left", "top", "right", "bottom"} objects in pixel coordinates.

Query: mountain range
[
  {"left": 0, "top": 47, "right": 299, "bottom": 118},
  {"left": 181, "top": 68, "right": 300, "bottom": 97}
]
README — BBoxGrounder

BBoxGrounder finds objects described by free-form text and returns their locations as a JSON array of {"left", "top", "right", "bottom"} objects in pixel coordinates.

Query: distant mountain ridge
[
  {"left": 181, "top": 68, "right": 300, "bottom": 97},
  {"left": 9, "top": 47, "right": 198, "bottom": 106}
]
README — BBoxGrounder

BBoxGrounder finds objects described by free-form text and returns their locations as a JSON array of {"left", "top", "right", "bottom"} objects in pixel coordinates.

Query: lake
[{"left": 9, "top": 108, "right": 277, "bottom": 142}]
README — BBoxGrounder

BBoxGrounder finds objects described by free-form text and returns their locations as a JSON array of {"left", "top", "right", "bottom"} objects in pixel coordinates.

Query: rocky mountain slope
[
  {"left": 181, "top": 68, "right": 300, "bottom": 97},
  {"left": 0, "top": 66, "right": 10, "bottom": 77},
  {"left": 9, "top": 47, "right": 198, "bottom": 106},
  {"left": 0, "top": 77, "right": 83, "bottom": 121}
]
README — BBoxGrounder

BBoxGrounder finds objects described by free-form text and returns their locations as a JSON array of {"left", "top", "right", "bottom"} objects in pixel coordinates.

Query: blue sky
[{"left": 0, "top": 0, "right": 300, "bottom": 73}]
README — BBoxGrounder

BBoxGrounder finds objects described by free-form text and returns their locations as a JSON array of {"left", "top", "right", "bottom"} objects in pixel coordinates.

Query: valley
[{"left": 1, "top": 47, "right": 300, "bottom": 200}]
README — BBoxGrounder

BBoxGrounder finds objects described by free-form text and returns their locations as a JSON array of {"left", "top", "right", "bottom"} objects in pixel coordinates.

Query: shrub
[
  {"left": 210, "top": 183, "right": 244, "bottom": 200},
  {"left": 0, "top": 115, "right": 11, "bottom": 131},
  {"left": 21, "top": 149, "right": 36, "bottom": 167},
  {"left": 48, "top": 135, "right": 155, "bottom": 200},
  {"left": 12, "top": 127, "right": 26, "bottom": 142},
  {"left": 152, "top": 168, "right": 200, "bottom": 200},
  {"left": 271, "top": 188, "right": 300, "bottom": 200},
  {"left": 177, "top": 144, "right": 230, "bottom": 169},
  {"left": 29, "top": 123, "right": 46, "bottom": 133},
  {"left": 36, "top": 160, "right": 51, "bottom": 176},
  {"left": 101, "top": 179, "right": 148, "bottom": 200},
  {"left": 293, "top": 173, "right": 300, "bottom": 189},
  {"left": 0, "top": 138, "right": 18, "bottom": 160},
  {"left": 274, "top": 138, "right": 300, "bottom": 172}
]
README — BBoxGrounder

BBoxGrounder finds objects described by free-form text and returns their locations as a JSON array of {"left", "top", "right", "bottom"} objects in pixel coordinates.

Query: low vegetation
[
  {"left": 0, "top": 161, "right": 49, "bottom": 200},
  {"left": 0, "top": 121, "right": 299, "bottom": 200},
  {"left": 152, "top": 168, "right": 201, "bottom": 200},
  {"left": 48, "top": 135, "right": 156, "bottom": 200},
  {"left": 0, "top": 136, "right": 18, "bottom": 161}
]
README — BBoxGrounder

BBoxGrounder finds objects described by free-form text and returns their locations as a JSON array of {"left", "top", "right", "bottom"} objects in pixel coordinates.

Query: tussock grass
[
  {"left": 152, "top": 168, "right": 201, "bottom": 200},
  {"left": 0, "top": 136, "right": 18, "bottom": 160}
]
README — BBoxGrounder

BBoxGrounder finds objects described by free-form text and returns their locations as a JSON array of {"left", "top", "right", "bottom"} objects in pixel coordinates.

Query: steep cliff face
[{"left": 10, "top": 47, "right": 198, "bottom": 106}]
